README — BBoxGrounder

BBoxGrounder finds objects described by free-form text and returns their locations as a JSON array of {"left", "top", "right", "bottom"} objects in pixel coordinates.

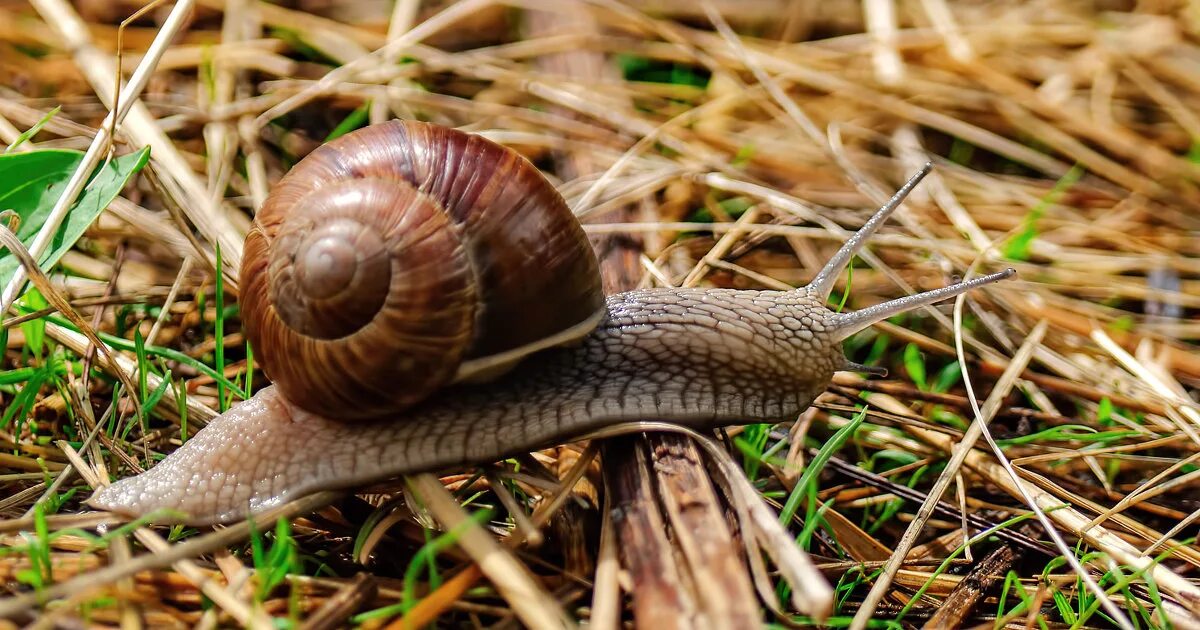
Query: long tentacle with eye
[
  {"left": 805, "top": 163, "right": 933, "bottom": 301},
  {"left": 828, "top": 268, "right": 1015, "bottom": 341}
]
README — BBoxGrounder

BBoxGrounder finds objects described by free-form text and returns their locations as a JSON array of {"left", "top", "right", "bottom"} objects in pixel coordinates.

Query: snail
[{"left": 88, "top": 120, "right": 1014, "bottom": 525}]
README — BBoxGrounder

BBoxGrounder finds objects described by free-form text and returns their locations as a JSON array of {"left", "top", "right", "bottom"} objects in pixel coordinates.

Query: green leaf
[
  {"left": 138, "top": 374, "right": 172, "bottom": 420},
  {"left": 0, "top": 147, "right": 151, "bottom": 291},
  {"left": 616, "top": 54, "right": 711, "bottom": 87},
  {"left": 1, "top": 365, "right": 44, "bottom": 430},
  {"left": 1001, "top": 206, "right": 1043, "bottom": 262},
  {"left": 1096, "top": 397, "right": 1115, "bottom": 428},
  {"left": 931, "top": 360, "right": 962, "bottom": 394},
  {"left": 779, "top": 407, "right": 869, "bottom": 526},
  {"left": 902, "top": 343, "right": 927, "bottom": 390},
  {"left": 1108, "top": 315, "right": 1134, "bottom": 332},
  {"left": 5, "top": 106, "right": 61, "bottom": 154},
  {"left": 214, "top": 245, "right": 228, "bottom": 411},
  {"left": 325, "top": 101, "right": 372, "bottom": 142},
  {"left": 835, "top": 264, "right": 852, "bottom": 313},
  {"left": 1002, "top": 163, "right": 1084, "bottom": 262},
  {"left": 731, "top": 144, "right": 756, "bottom": 167},
  {"left": 733, "top": 422, "right": 770, "bottom": 479},
  {"left": 19, "top": 289, "right": 47, "bottom": 358},
  {"left": 996, "top": 425, "right": 1139, "bottom": 446}
]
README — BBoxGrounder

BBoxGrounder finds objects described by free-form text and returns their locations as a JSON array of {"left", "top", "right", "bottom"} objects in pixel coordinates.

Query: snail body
[{"left": 90, "top": 122, "right": 1013, "bottom": 525}]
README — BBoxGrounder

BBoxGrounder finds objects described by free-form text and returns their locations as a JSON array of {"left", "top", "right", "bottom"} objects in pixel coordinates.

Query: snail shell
[{"left": 240, "top": 121, "right": 606, "bottom": 419}]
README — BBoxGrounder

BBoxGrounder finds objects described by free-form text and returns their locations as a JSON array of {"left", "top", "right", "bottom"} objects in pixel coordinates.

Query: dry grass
[{"left": 0, "top": 0, "right": 1198, "bottom": 627}]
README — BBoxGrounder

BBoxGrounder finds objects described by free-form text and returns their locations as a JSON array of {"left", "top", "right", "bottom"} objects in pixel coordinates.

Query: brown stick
[
  {"left": 606, "top": 436, "right": 698, "bottom": 628},
  {"left": 647, "top": 434, "right": 760, "bottom": 626},
  {"left": 921, "top": 545, "right": 1017, "bottom": 630},
  {"left": 300, "top": 572, "right": 378, "bottom": 630}
]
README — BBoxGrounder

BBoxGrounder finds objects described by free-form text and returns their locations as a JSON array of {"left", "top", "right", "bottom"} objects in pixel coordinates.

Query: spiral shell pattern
[{"left": 241, "top": 121, "right": 604, "bottom": 419}]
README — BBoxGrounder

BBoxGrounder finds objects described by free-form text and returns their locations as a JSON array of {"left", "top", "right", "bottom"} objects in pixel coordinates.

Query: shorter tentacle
[{"left": 840, "top": 359, "right": 888, "bottom": 376}]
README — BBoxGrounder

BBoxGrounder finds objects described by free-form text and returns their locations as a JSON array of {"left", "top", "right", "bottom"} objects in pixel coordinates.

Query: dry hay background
[{"left": 0, "top": 0, "right": 1198, "bottom": 628}]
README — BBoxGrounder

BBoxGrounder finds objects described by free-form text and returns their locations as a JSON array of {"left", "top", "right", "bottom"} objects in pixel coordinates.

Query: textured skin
[
  {"left": 241, "top": 121, "right": 604, "bottom": 419},
  {"left": 89, "top": 287, "right": 845, "bottom": 525}
]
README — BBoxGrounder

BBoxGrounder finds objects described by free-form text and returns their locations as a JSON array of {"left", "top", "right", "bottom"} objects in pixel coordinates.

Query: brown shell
[{"left": 241, "top": 120, "right": 605, "bottom": 419}]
